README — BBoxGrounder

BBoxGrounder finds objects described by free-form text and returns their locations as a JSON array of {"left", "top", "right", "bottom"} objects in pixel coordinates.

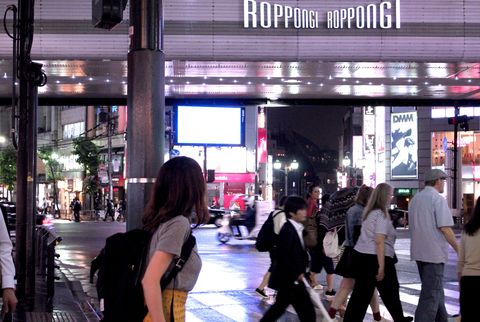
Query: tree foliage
[
  {"left": 38, "top": 146, "right": 64, "bottom": 182},
  {"left": 72, "top": 137, "right": 100, "bottom": 194},
  {"left": 0, "top": 145, "right": 17, "bottom": 191}
]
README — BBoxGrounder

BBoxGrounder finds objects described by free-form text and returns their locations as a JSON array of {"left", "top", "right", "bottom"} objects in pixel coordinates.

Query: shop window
[
  {"left": 431, "top": 107, "right": 480, "bottom": 118},
  {"left": 63, "top": 122, "right": 85, "bottom": 139}
]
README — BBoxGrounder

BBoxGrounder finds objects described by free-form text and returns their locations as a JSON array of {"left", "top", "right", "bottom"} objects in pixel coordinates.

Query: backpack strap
[
  {"left": 271, "top": 209, "right": 284, "bottom": 219},
  {"left": 162, "top": 231, "right": 196, "bottom": 322},
  {"left": 161, "top": 230, "right": 196, "bottom": 289}
]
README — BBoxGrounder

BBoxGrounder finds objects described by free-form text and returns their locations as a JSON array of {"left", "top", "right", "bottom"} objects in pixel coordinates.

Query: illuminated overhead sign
[{"left": 244, "top": 0, "right": 401, "bottom": 30}]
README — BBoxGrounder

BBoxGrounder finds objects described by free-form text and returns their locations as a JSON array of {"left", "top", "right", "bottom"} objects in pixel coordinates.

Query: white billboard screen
[
  {"left": 391, "top": 111, "right": 418, "bottom": 179},
  {"left": 174, "top": 105, "right": 245, "bottom": 146}
]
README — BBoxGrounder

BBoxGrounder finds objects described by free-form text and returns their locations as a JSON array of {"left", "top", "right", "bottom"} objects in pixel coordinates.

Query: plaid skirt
[{"left": 143, "top": 289, "right": 188, "bottom": 322}]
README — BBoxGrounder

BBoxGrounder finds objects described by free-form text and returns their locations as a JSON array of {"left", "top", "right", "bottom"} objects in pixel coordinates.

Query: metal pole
[
  {"left": 126, "top": 0, "right": 165, "bottom": 231},
  {"left": 107, "top": 105, "right": 113, "bottom": 202},
  {"left": 453, "top": 107, "right": 459, "bottom": 210},
  {"left": 16, "top": 0, "right": 39, "bottom": 310},
  {"left": 26, "top": 77, "right": 37, "bottom": 303},
  {"left": 203, "top": 145, "right": 207, "bottom": 180},
  {"left": 284, "top": 167, "right": 288, "bottom": 196}
]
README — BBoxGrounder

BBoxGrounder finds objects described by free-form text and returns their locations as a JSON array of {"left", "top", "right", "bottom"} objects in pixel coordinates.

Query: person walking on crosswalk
[
  {"left": 457, "top": 196, "right": 480, "bottom": 321},
  {"left": 343, "top": 183, "right": 412, "bottom": 322},
  {"left": 409, "top": 169, "right": 458, "bottom": 322}
]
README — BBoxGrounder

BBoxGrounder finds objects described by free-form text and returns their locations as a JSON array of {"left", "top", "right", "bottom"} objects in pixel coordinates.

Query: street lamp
[
  {"left": 0, "top": 136, "right": 6, "bottom": 145},
  {"left": 273, "top": 159, "right": 300, "bottom": 196}
]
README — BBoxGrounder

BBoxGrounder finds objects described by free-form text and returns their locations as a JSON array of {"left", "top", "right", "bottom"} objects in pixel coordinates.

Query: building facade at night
[{"left": 0, "top": 0, "right": 479, "bottom": 209}]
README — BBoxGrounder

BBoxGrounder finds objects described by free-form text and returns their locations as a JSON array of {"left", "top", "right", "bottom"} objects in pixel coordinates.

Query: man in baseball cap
[
  {"left": 408, "top": 168, "right": 457, "bottom": 321},
  {"left": 424, "top": 169, "right": 448, "bottom": 185}
]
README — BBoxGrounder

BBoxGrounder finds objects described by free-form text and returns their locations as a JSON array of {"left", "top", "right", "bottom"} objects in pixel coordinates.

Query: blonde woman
[
  {"left": 343, "top": 183, "right": 412, "bottom": 322},
  {"left": 329, "top": 185, "right": 382, "bottom": 321}
]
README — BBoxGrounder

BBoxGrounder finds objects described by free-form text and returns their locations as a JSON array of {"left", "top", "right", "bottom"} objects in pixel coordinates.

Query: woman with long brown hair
[{"left": 142, "top": 156, "right": 209, "bottom": 322}]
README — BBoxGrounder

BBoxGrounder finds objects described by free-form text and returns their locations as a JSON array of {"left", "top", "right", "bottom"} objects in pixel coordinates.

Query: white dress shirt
[
  {"left": 0, "top": 208, "right": 15, "bottom": 289},
  {"left": 289, "top": 218, "right": 305, "bottom": 249}
]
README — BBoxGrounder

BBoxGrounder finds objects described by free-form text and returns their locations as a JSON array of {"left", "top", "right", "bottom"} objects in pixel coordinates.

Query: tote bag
[{"left": 304, "top": 217, "right": 318, "bottom": 248}]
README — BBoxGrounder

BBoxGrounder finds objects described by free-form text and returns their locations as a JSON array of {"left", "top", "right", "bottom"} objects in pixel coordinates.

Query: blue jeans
[{"left": 415, "top": 261, "right": 448, "bottom": 322}]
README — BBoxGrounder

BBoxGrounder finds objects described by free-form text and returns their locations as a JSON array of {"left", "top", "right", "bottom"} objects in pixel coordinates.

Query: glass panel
[
  {"left": 445, "top": 107, "right": 455, "bottom": 117},
  {"left": 460, "top": 107, "right": 474, "bottom": 116},
  {"left": 431, "top": 107, "right": 445, "bottom": 118}
]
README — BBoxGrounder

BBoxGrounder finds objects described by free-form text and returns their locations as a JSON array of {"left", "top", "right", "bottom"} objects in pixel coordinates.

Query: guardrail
[{"left": 35, "top": 226, "right": 62, "bottom": 307}]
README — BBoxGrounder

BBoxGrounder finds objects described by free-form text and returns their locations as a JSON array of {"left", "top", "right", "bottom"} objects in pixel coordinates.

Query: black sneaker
[
  {"left": 255, "top": 288, "right": 268, "bottom": 298},
  {"left": 325, "top": 289, "right": 336, "bottom": 299}
]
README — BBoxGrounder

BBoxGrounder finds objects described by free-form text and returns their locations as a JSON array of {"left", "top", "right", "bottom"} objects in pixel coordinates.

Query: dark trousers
[
  {"left": 73, "top": 210, "right": 80, "bottom": 222},
  {"left": 104, "top": 209, "right": 114, "bottom": 221},
  {"left": 344, "top": 252, "right": 407, "bottom": 322},
  {"left": 460, "top": 275, "right": 480, "bottom": 322},
  {"left": 260, "top": 282, "right": 315, "bottom": 322}
]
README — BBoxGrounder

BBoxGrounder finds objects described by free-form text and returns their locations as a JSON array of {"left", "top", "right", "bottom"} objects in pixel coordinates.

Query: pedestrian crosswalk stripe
[{"left": 402, "top": 283, "right": 460, "bottom": 300}]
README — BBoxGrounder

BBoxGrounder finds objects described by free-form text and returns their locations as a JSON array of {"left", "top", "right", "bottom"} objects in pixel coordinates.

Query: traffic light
[
  {"left": 92, "top": 0, "right": 128, "bottom": 30},
  {"left": 447, "top": 115, "right": 474, "bottom": 131},
  {"left": 99, "top": 111, "right": 108, "bottom": 123},
  {"left": 206, "top": 170, "right": 215, "bottom": 183}
]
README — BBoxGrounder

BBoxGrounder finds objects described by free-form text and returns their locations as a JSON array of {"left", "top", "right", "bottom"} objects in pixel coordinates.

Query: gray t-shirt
[
  {"left": 147, "top": 215, "right": 201, "bottom": 291},
  {"left": 354, "top": 209, "right": 396, "bottom": 258},
  {"left": 409, "top": 186, "right": 454, "bottom": 263}
]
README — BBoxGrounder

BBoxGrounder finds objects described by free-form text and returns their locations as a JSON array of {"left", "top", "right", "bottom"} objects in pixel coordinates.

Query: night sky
[{"left": 268, "top": 106, "right": 351, "bottom": 151}]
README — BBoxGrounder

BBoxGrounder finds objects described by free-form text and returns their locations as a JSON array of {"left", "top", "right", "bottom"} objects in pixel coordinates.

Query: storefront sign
[
  {"left": 396, "top": 188, "right": 411, "bottom": 195},
  {"left": 98, "top": 164, "right": 109, "bottom": 184},
  {"left": 363, "top": 107, "right": 376, "bottom": 187},
  {"left": 244, "top": 0, "right": 401, "bottom": 30},
  {"left": 214, "top": 173, "right": 256, "bottom": 183},
  {"left": 257, "top": 128, "right": 267, "bottom": 164},
  {"left": 391, "top": 111, "right": 418, "bottom": 179}
]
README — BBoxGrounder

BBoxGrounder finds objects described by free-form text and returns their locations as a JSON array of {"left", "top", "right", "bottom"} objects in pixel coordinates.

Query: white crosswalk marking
[
  {"left": 284, "top": 283, "right": 460, "bottom": 321},
  {"left": 377, "top": 283, "right": 460, "bottom": 321}
]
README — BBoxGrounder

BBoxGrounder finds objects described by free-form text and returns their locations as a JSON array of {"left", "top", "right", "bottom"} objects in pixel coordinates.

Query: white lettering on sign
[
  {"left": 244, "top": 0, "right": 319, "bottom": 29},
  {"left": 326, "top": 0, "right": 401, "bottom": 29},
  {"left": 244, "top": 0, "right": 401, "bottom": 30}
]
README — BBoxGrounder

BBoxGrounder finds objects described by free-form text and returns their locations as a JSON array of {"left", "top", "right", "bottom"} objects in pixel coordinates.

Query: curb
[{"left": 57, "top": 260, "right": 101, "bottom": 322}]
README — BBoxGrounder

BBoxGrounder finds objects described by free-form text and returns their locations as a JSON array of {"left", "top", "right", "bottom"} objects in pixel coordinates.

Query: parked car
[{"left": 0, "top": 201, "right": 47, "bottom": 237}]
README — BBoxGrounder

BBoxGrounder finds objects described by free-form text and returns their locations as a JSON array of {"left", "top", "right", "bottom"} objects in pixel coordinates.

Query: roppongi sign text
[{"left": 243, "top": 0, "right": 401, "bottom": 29}]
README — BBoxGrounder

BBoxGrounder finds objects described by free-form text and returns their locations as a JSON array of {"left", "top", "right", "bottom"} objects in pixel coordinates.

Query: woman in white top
[
  {"left": 343, "top": 183, "right": 412, "bottom": 322},
  {"left": 458, "top": 196, "right": 480, "bottom": 321}
]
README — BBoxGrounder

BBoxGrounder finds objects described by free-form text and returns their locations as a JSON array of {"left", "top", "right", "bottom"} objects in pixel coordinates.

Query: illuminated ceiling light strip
[{"left": 127, "top": 178, "right": 156, "bottom": 184}]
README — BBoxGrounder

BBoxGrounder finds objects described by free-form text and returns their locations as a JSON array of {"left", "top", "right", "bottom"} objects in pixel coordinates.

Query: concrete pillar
[{"left": 126, "top": 0, "right": 165, "bottom": 230}]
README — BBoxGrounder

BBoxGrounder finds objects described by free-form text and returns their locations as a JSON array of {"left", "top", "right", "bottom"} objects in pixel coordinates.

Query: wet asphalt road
[{"left": 52, "top": 220, "right": 461, "bottom": 321}]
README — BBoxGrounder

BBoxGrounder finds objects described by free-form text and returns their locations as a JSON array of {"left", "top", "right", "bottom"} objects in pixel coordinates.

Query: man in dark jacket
[
  {"left": 261, "top": 196, "right": 316, "bottom": 322},
  {"left": 104, "top": 199, "right": 114, "bottom": 222},
  {"left": 73, "top": 198, "right": 82, "bottom": 222}
]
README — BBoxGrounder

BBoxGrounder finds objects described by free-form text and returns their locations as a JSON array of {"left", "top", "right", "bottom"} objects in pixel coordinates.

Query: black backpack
[
  {"left": 93, "top": 229, "right": 150, "bottom": 322},
  {"left": 255, "top": 209, "right": 284, "bottom": 252},
  {"left": 91, "top": 228, "right": 197, "bottom": 322}
]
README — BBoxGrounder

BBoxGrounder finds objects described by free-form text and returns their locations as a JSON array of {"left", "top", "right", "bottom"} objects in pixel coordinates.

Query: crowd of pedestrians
[
  {"left": 3, "top": 161, "right": 479, "bottom": 322},
  {"left": 257, "top": 168, "right": 478, "bottom": 322}
]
